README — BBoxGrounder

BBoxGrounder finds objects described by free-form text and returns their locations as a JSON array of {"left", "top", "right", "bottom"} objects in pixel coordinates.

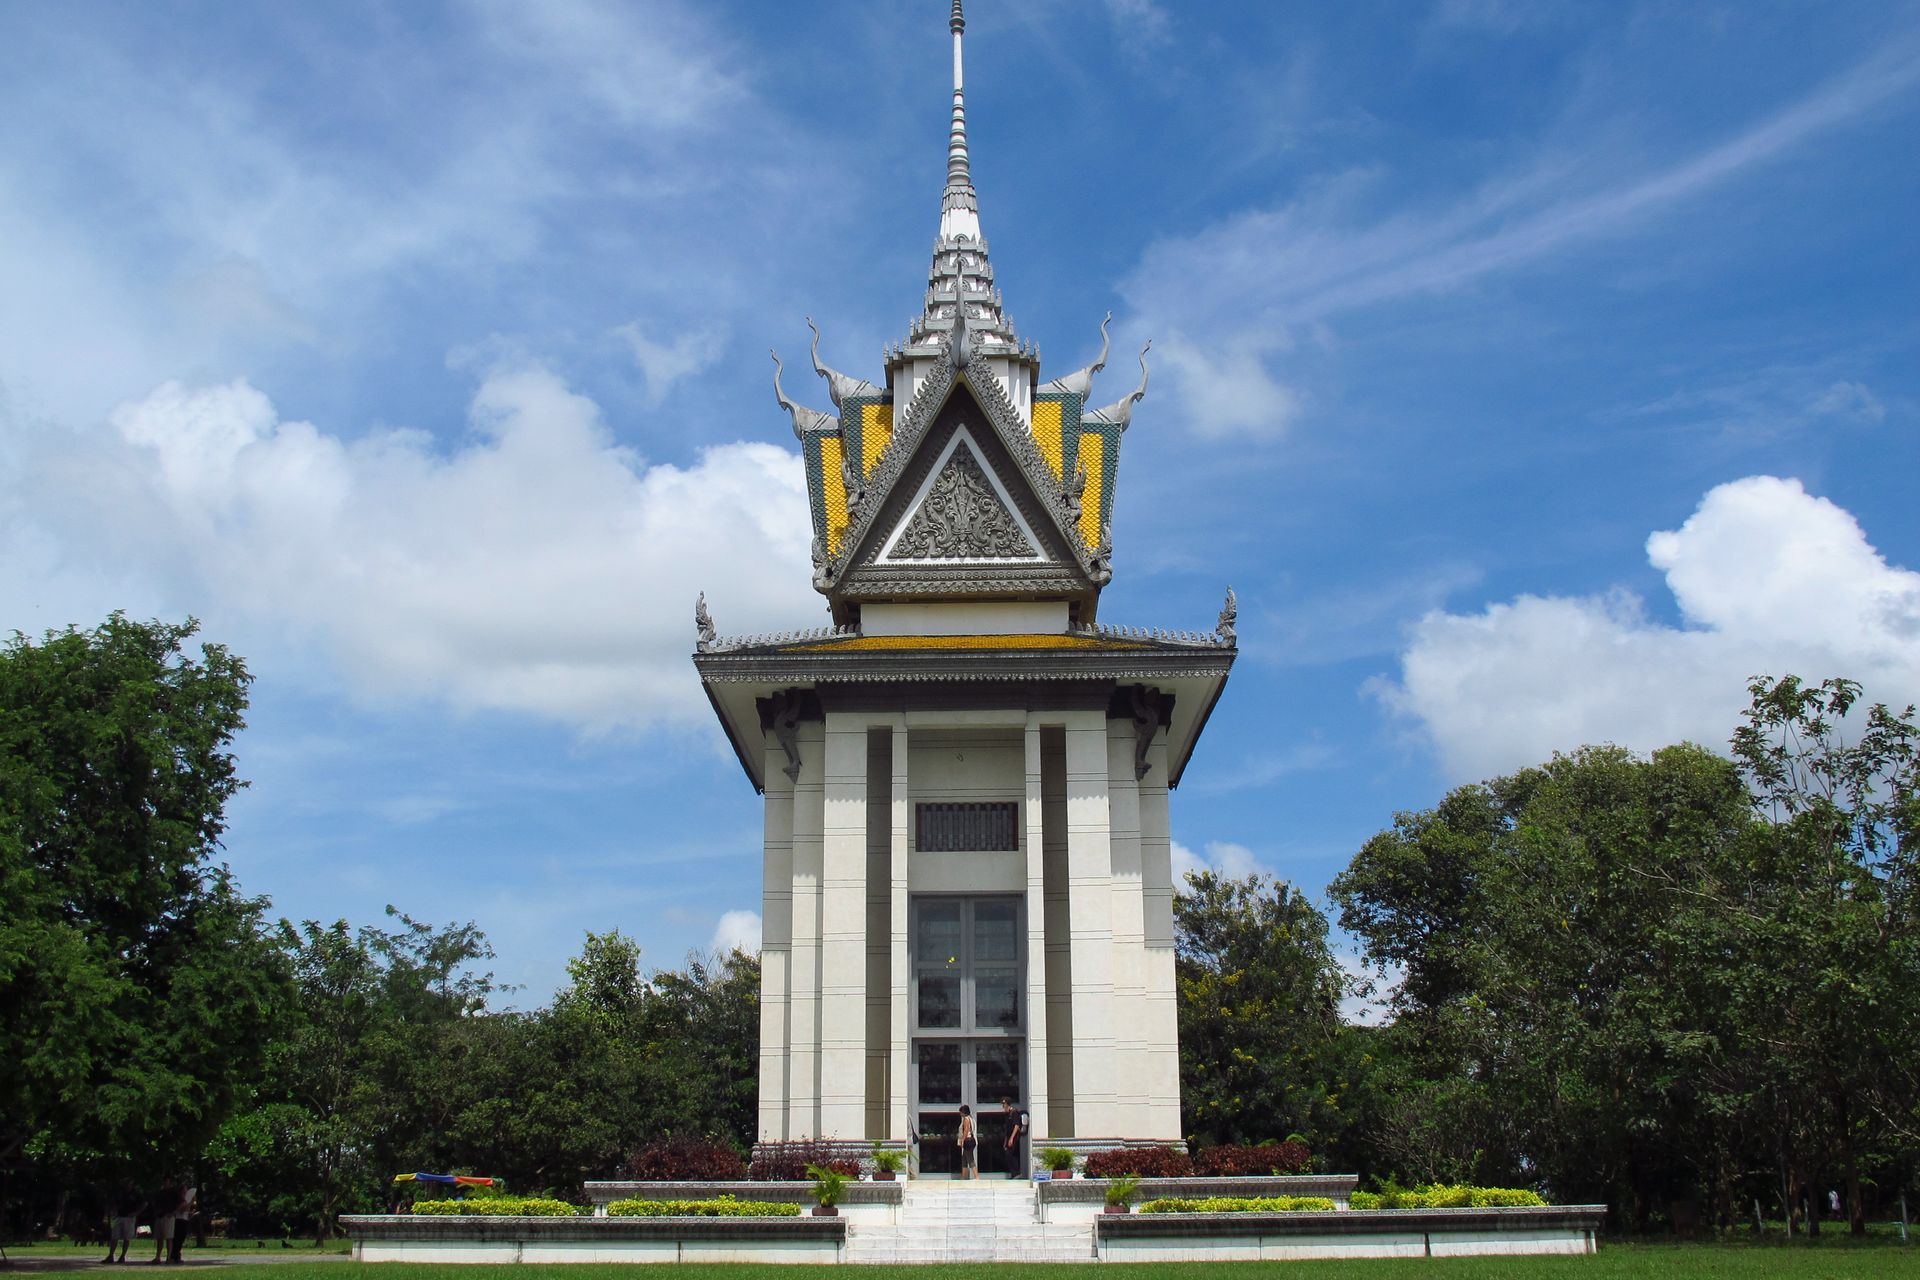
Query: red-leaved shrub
[
  {"left": 1082, "top": 1146, "right": 1194, "bottom": 1179},
  {"left": 624, "top": 1135, "right": 747, "bottom": 1181},
  {"left": 747, "top": 1138, "right": 860, "bottom": 1182},
  {"left": 1193, "top": 1141, "right": 1312, "bottom": 1177}
]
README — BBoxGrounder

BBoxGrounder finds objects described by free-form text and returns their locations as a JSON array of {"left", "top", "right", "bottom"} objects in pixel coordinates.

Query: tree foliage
[
  {"left": 1175, "top": 870, "right": 1355, "bottom": 1157},
  {"left": 1332, "top": 678, "right": 1920, "bottom": 1232},
  {"left": 0, "top": 616, "right": 286, "bottom": 1182}
]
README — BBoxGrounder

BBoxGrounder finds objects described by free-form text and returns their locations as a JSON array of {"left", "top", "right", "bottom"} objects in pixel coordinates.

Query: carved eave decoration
[{"left": 816, "top": 359, "right": 1108, "bottom": 626}]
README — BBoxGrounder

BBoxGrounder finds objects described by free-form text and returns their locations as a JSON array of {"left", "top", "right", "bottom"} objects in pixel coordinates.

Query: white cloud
[
  {"left": 1152, "top": 332, "right": 1303, "bottom": 442},
  {"left": 1376, "top": 476, "right": 1920, "bottom": 782},
  {"left": 618, "top": 323, "right": 729, "bottom": 405},
  {"left": 1809, "top": 379, "right": 1886, "bottom": 422},
  {"left": 711, "top": 909, "right": 762, "bottom": 956},
  {"left": 3, "top": 365, "right": 820, "bottom": 731},
  {"left": 1171, "top": 839, "right": 1272, "bottom": 891},
  {"left": 1120, "top": 40, "right": 1920, "bottom": 437}
]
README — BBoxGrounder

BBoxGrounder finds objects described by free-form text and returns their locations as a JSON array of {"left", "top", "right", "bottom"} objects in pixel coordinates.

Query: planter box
[
  {"left": 1094, "top": 1204, "right": 1607, "bottom": 1262},
  {"left": 810, "top": 1206, "right": 838, "bottom": 1218},
  {"left": 341, "top": 1213, "right": 844, "bottom": 1265}
]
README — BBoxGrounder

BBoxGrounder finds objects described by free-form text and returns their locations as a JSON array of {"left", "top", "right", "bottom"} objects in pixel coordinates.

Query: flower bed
[
  {"left": 410, "top": 1198, "right": 578, "bottom": 1217},
  {"left": 606, "top": 1196, "right": 797, "bottom": 1218},
  {"left": 1349, "top": 1185, "right": 1545, "bottom": 1209},
  {"left": 1139, "top": 1196, "right": 1335, "bottom": 1214}
]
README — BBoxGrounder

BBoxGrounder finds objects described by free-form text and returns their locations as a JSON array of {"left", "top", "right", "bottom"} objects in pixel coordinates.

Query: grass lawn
[{"left": 150, "top": 1240, "right": 1918, "bottom": 1279}]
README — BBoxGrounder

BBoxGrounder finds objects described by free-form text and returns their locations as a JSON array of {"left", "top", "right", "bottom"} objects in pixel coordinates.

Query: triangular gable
[
  {"left": 878, "top": 429, "right": 1043, "bottom": 563},
  {"left": 820, "top": 370, "right": 1105, "bottom": 618}
]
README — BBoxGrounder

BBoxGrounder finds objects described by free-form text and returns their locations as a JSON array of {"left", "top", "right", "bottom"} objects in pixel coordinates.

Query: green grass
[{"left": 140, "top": 1240, "right": 1918, "bottom": 1279}]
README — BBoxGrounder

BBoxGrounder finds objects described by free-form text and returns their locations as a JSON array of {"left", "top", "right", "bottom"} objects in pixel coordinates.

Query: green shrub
[
  {"left": 870, "top": 1144, "right": 906, "bottom": 1174},
  {"left": 1104, "top": 1176, "right": 1142, "bottom": 1208},
  {"left": 1036, "top": 1146, "right": 1078, "bottom": 1173},
  {"left": 606, "top": 1196, "right": 799, "bottom": 1218},
  {"left": 806, "top": 1164, "right": 848, "bottom": 1208},
  {"left": 1350, "top": 1184, "right": 1546, "bottom": 1210},
  {"left": 1138, "top": 1196, "right": 1336, "bottom": 1214},
  {"left": 410, "top": 1197, "right": 579, "bottom": 1217}
]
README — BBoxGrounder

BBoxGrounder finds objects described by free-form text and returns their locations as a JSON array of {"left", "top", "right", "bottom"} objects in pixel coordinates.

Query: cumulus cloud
[
  {"left": 710, "top": 909, "right": 762, "bottom": 956},
  {"left": 1171, "top": 839, "right": 1272, "bottom": 890},
  {"left": 1377, "top": 476, "right": 1920, "bottom": 782},
  {"left": 4, "top": 365, "right": 819, "bottom": 731}
]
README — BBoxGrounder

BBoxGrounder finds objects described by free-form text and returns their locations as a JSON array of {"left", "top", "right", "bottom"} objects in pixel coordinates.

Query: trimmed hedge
[
  {"left": 1349, "top": 1185, "right": 1547, "bottom": 1210},
  {"left": 1082, "top": 1146, "right": 1195, "bottom": 1179},
  {"left": 606, "top": 1196, "right": 799, "bottom": 1218},
  {"left": 1192, "top": 1141, "right": 1312, "bottom": 1177},
  {"left": 1139, "top": 1196, "right": 1336, "bottom": 1214},
  {"left": 748, "top": 1138, "right": 859, "bottom": 1181},
  {"left": 624, "top": 1135, "right": 748, "bottom": 1181},
  {"left": 410, "top": 1197, "right": 579, "bottom": 1217}
]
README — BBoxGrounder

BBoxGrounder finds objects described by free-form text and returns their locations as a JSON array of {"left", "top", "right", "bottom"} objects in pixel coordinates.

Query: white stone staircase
[{"left": 844, "top": 1180, "right": 1094, "bottom": 1264}]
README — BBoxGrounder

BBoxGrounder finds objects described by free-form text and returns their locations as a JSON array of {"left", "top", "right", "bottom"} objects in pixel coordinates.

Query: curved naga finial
[
  {"left": 1084, "top": 340, "right": 1151, "bottom": 429},
  {"left": 695, "top": 592, "right": 717, "bottom": 653},
  {"left": 1216, "top": 586, "right": 1237, "bottom": 646},
  {"left": 1042, "top": 311, "right": 1112, "bottom": 399},
  {"left": 771, "top": 350, "right": 836, "bottom": 439},
  {"left": 806, "top": 317, "right": 881, "bottom": 409}
]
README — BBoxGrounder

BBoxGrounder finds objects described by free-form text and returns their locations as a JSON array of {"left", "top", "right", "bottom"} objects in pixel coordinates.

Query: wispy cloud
[{"left": 1122, "top": 36, "right": 1920, "bottom": 438}]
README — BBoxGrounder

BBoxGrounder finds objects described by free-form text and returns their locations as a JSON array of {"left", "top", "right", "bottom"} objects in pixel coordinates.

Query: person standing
[
  {"left": 168, "top": 1182, "right": 198, "bottom": 1264},
  {"left": 957, "top": 1105, "right": 977, "bottom": 1180},
  {"left": 1000, "top": 1098, "right": 1028, "bottom": 1179},
  {"left": 104, "top": 1184, "right": 140, "bottom": 1264},
  {"left": 148, "top": 1179, "right": 181, "bottom": 1265}
]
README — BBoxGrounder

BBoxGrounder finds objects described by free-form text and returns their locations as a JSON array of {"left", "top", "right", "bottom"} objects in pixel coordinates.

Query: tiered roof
[{"left": 769, "top": 0, "right": 1151, "bottom": 629}]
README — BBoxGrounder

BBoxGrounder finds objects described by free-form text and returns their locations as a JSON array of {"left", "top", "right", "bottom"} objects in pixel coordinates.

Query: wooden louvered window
[{"left": 916, "top": 802, "right": 1018, "bottom": 852}]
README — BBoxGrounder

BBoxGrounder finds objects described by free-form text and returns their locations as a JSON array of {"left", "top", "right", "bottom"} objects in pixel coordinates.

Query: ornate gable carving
[
  {"left": 886, "top": 437, "right": 1039, "bottom": 562},
  {"left": 820, "top": 376, "right": 1102, "bottom": 624}
]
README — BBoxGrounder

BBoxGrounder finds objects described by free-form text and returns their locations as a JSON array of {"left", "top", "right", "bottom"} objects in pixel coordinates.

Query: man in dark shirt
[{"left": 1000, "top": 1098, "right": 1029, "bottom": 1179}]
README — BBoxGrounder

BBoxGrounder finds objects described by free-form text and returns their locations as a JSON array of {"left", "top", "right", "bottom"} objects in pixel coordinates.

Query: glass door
[{"left": 910, "top": 897, "right": 1024, "bottom": 1176}]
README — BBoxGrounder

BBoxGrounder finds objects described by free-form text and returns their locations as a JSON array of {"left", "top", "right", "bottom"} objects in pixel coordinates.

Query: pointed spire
[
  {"left": 941, "top": 0, "right": 977, "bottom": 241},
  {"left": 902, "top": 0, "right": 1022, "bottom": 363}
]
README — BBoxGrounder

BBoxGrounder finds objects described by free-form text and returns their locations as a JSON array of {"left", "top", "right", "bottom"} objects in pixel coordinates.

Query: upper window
[{"left": 916, "top": 802, "right": 1018, "bottom": 852}]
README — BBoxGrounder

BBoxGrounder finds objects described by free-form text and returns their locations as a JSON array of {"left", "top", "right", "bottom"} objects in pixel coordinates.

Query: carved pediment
[{"left": 882, "top": 432, "right": 1040, "bottom": 562}]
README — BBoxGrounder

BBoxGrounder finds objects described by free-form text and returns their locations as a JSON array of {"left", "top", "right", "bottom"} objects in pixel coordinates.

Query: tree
[
  {"left": 226, "top": 909, "right": 496, "bottom": 1239},
  {"left": 1720, "top": 676, "right": 1920, "bottom": 1234},
  {"left": 1332, "top": 742, "right": 1758, "bottom": 1219},
  {"left": 0, "top": 615, "right": 286, "bottom": 1189},
  {"left": 1174, "top": 871, "right": 1354, "bottom": 1156}
]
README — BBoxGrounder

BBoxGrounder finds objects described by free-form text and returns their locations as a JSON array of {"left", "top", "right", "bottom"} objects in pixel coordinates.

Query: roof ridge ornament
[
  {"left": 1043, "top": 311, "right": 1112, "bottom": 399},
  {"left": 1085, "top": 340, "right": 1152, "bottom": 430},
  {"left": 771, "top": 350, "right": 835, "bottom": 439},
  {"left": 807, "top": 317, "right": 882, "bottom": 408}
]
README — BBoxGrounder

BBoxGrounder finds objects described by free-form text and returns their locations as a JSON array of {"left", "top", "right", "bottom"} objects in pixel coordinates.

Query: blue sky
[{"left": 4, "top": 0, "right": 1916, "bottom": 1006}]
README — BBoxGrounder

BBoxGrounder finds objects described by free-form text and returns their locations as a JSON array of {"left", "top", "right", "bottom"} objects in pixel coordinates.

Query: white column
[
  {"left": 1105, "top": 718, "right": 1149, "bottom": 1136},
  {"left": 758, "top": 730, "right": 795, "bottom": 1141},
  {"left": 1063, "top": 709, "right": 1115, "bottom": 1137},
  {"left": 1021, "top": 718, "right": 1051, "bottom": 1140},
  {"left": 1138, "top": 730, "right": 1181, "bottom": 1139},
  {"left": 787, "top": 720, "right": 826, "bottom": 1137},
  {"left": 818, "top": 712, "right": 871, "bottom": 1138},
  {"left": 888, "top": 720, "right": 911, "bottom": 1143}
]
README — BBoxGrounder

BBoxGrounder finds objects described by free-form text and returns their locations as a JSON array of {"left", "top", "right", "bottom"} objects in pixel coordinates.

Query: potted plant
[
  {"left": 1038, "top": 1147, "right": 1077, "bottom": 1180},
  {"left": 806, "top": 1164, "right": 848, "bottom": 1217},
  {"left": 870, "top": 1145, "right": 904, "bottom": 1182},
  {"left": 1103, "top": 1175, "right": 1141, "bottom": 1215}
]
